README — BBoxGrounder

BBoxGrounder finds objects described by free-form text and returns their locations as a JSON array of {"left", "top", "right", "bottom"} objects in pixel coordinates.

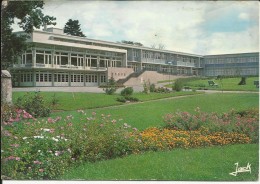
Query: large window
[
  {"left": 36, "top": 71, "right": 52, "bottom": 82},
  {"left": 21, "top": 72, "right": 33, "bottom": 82},
  {"left": 86, "top": 74, "right": 98, "bottom": 83}
]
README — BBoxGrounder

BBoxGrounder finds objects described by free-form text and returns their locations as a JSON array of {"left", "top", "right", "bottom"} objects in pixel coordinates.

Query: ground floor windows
[{"left": 13, "top": 71, "right": 107, "bottom": 87}]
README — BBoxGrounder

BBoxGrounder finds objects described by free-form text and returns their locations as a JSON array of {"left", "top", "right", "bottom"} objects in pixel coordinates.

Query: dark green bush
[
  {"left": 172, "top": 79, "right": 183, "bottom": 92},
  {"left": 104, "top": 77, "right": 118, "bottom": 95},
  {"left": 116, "top": 96, "right": 139, "bottom": 103},
  {"left": 238, "top": 76, "right": 246, "bottom": 85},
  {"left": 14, "top": 92, "right": 51, "bottom": 118},
  {"left": 121, "top": 87, "right": 134, "bottom": 96},
  {"left": 116, "top": 96, "right": 127, "bottom": 103},
  {"left": 150, "top": 84, "right": 156, "bottom": 92}
]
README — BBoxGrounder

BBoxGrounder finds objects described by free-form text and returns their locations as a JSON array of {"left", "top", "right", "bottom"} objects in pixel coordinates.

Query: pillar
[{"left": 1, "top": 70, "right": 12, "bottom": 104}]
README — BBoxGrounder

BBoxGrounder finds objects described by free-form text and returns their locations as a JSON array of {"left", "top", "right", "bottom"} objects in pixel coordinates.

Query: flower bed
[{"left": 1, "top": 107, "right": 258, "bottom": 179}]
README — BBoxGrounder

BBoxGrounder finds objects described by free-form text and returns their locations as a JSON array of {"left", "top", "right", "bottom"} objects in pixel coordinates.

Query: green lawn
[
  {"left": 184, "top": 77, "right": 259, "bottom": 91},
  {"left": 50, "top": 93, "right": 259, "bottom": 130},
  {"left": 60, "top": 144, "right": 259, "bottom": 181},
  {"left": 12, "top": 91, "right": 201, "bottom": 111}
]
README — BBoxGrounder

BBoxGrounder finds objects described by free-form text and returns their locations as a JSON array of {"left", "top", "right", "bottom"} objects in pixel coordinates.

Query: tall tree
[
  {"left": 64, "top": 19, "right": 86, "bottom": 37},
  {"left": 1, "top": 1, "right": 56, "bottom": 70},
  {"left": 121, "top": 40, "right": 143, "bottom": 46}
]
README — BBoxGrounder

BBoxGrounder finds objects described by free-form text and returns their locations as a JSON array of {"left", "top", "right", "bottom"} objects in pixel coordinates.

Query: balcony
[
  {"left": 169, "top": 61, "right": 195, "bottom": 67},
  {"left": 12, "top": 63, "right": 108, "bottom": 71}
]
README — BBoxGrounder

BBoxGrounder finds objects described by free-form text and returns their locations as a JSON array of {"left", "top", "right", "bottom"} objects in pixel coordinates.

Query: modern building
[{"left": 10, "top": 27, "right": 259, "bottom": 87}]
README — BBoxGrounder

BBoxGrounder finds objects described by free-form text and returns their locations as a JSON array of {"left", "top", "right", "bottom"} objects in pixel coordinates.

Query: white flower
[
  {"left": 38, "top": 150, "right": 41, "bottom": 152},
  {"left": 34, "top": 136, "right": 44, "bottom": 139},
  {"left": 23, "top": 137, "right": 28, "bottom": 140},
  {"left": 1, "top": 150, "right": 4, "bottom": 153},
  {"left": 43, "top": 128, "right": 50, "bottom": 132},
  {"left": 52, "top": 137, "right": 59, "bottom": 142}
]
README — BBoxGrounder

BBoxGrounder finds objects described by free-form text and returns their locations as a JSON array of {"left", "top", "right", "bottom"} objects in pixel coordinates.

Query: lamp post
[{"left": 167, "top": 61, "right": 172, "bottom": 85}]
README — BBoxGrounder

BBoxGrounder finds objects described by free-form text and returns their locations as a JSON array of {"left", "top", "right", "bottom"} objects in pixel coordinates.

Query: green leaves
[
  {"left": 64, "top": 19, "right": 86, "bottom": 37},
  {"left": 1, "top": 1, "right": 56, "bottom": 69}
]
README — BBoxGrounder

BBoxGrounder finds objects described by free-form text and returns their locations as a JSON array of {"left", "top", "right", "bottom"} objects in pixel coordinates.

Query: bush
[
  {"left": 163, "top": 108, "right": 259, "bottom": 143},
  {"left": 1, "top": 103, "right": 16, "bottom": 123},
  {"left": 104, "top": 77, "right": 118, "bottom": 95},
  {"left": 238, "top": 76, "right": 246, "bottom": 85},
  {"left": 116, "top": 96, "right": 139, "bottom": 103},
  {"left": 172, "top": 79, "right": 183, "bottom": 92},
  {"left": 154, "top": 87, "right": 171, "bottom": 93},
  {"left": 140, "top": 127, "right": 251, "bottom": 151},
  {"left": 121, "top": 87, "right": 134, "bottom": 97},
  {"left": 1, "top": 111, "right": 141, "bottom": 179},
  {"left": 150, "top": 84, "right": 156, "bottom": 92},
  {"left": 14, "top": 92, "right": 51, "bottom": 118},
  {"left": 143, "top": 80, "right": 150, "bottom": 94}
]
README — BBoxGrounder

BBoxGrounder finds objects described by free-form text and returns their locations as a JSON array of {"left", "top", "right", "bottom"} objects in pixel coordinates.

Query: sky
[{"left": 12, "top": 0, "right": 259, "bottom": 55}]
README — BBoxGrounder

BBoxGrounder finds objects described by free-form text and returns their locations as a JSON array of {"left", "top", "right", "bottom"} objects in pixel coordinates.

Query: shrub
[
  {"left": 172, "top": 79, "right": 183, "bottom": 92},
  {"left": 238, "top": 76, "right": 246, "bottom": 85},
  {"left": 14, "top": 92, "right": 51, "bottom": 118},
  {"left": 1, "top": 103, "right": 17, "bottom": 123},
  {"left": 121, "top": 87, "right": 134, "bottom": 97},
  {"left": 104, "top": 77, "right": 118, "bottom": 95},
  {"left": 116, "top": 96, "right": 127, "bottom": 103},
  {"left": 163, "top": 108, "right": 259, "bottom": 143},
  {"left": 139, "top": 127, "right": 251, "bottom": 151},
  {"left": 154, "top": 87, "right": 171, "bottom": 93},
  {"left": 143, "top": 80, "right": 150, "bottom": 94},
  {"left": 150, "top": 84, "right": 156, "bottom": 92},
  {"left": 1, "top": 111, "right": 141, "bottom": 179},
  {"left": 116, "top": 96, "right": 139, "bottom": 103}
]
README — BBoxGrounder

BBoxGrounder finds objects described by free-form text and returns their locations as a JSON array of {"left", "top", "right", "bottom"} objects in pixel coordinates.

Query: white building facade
[{"left": 10, "top": 28, "right": 259, "bottom": 87}]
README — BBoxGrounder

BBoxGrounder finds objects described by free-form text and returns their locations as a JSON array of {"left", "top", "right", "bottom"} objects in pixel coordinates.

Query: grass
[
  {"left": 50, "top": 93, "right": 259, "bottom": 130},
  {"left": 177, "top": 76, "right": 259, "bottom": 91},
  {"left": 12, "top": 91, "right": 201, "bottom": 111},
  {"left": 60, "top": 144, "right": 259, "bottom": 181}
]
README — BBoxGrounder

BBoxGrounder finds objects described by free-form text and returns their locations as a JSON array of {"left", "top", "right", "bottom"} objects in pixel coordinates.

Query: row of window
[
  {"left": 205, "top": 57, "right": 258, "bottom": 64},
  {"left": 205, "top": 68, "right": 259, "bottom": 76},
  {"left": 21, "top": 50, "right": 123, "bottom": 67},
  {"left": 16, "top": 72, "right": 106, "bottom": 83},
  {"left": 205, "top": 62, "right": 259, "bottom": 68}
]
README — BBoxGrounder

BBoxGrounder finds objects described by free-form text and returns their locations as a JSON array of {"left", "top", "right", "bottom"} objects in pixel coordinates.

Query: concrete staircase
[
  {"left": 117, "top": 70, "right": 146, "bottom": 85},
  {"left": 117, "top": 70, "right": 182, "bottom": 86}
]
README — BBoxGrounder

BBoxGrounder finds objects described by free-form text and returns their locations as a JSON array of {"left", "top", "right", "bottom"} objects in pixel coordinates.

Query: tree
[
  {"left": 1, "top": 1, "right": 56, "bottom": 70},
  {"left": 121, "top": 40, "right": 143, "bottom": 46},
  {"left": 151, "top": 43, "right": 166, "bottom": 50},
  {"left": 64, "top": 19, "right": 86, "bottom": 37}
]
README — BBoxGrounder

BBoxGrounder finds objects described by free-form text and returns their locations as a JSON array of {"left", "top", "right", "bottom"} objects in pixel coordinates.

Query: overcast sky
[{"left": 13, "top": 0, "right": 259, "bottom": 55}]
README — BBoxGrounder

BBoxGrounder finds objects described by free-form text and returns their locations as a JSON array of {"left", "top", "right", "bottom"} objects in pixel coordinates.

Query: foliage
[
  {"left": 117, "top": 96, "right": 139, "bottom": 103},
  {"left": 143, "top": 80, "right": 151, "bottom": 94},
  {"left": 50, "top": 94, "right": 59, "bottom": 108},
  {"left": 1, "top": 111, "right": 140, "bottom": 179},
  {"left": 1, "top": 106, "right": 257, "bottom": 179},
  {"left": 64, "top": 19, "right": 86, "bottom": 37},
  {"left": 104, "top": 77, "right": 118, "bottom": 95},
  {"left": 154, "top": 87, "right": 171, "bottom": 93},
  {"left": 140, "top": 127, "right": 251, "bottom": 151},
  {"left": 238, "top": 76, "right": 246, "bottom": 85},
  {"left": 121, "top": 40, "right": 143, "bottom": 46},
  {"left": 1, "top": 103, "right": 17, "bottom": 123},
  {"left": 1, "top": 1, "right": 56, "bottom": 69},
  {"left": 14, "top": 92, "right": 51, "bottom": 118},
  {"left": 172, "top": 79, "right": 184, "bottom": 91},
  {"left": 163, "top": 108, "right": 259, "bottom": 143},
  {"left": 121, "top": 87, "right": 134, "bottom": 97},
  {"left": 149, "top": 84, "right": 156, "bottom": 92}
]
